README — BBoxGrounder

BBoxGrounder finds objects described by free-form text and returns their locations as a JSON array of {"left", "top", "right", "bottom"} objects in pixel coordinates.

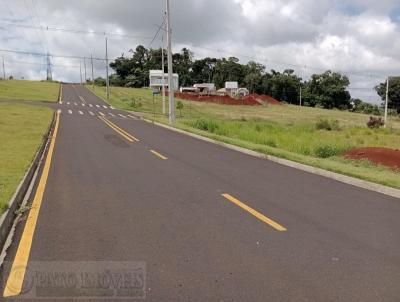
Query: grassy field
[
  {"left": 0, "top": 103, "right": 53, "bottom": 212},
  {"left": 91, "top": 85, "right": 400, "bottom": 189},
  {"left": 0, "top": 79, "right": 60, "bottom": 102}
]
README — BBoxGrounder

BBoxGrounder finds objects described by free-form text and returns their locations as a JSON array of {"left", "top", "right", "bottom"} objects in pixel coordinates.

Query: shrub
[
  {"left": 314, "top": 145, "right": 341, "bottom": 158},
  {"left": 176, "top": 100, "right": 184, "bottom": 117},
  {"left": 315, "top": 119, "right": 340, "bottom": 131},
  {"left": 367, "top": 116, "right": 384, "bottom": 128},
  {"left": 192, "top": 119, "right": 219, "bottom": 133}
]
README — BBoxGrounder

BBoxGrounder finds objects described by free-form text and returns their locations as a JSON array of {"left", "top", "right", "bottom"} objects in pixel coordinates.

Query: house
[
  {"left": 217, "top": 81, "right": 239, "bottom": 96},
  {"left": 193, "top": 83, "right": 215, "bottom": 94},
  {"left": 149, "top": 70, "right": 179, "bottom": 91}
]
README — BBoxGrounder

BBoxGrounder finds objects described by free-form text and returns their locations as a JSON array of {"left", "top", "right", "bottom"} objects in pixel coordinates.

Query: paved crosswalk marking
[
  {"left": 118, "top": 114, "right": 126, "bottom": 118},
  {"left": 81, "top": 103, "right": 85, "bottom": 106},
  {"left": 96, "top": 105, "right": 100, "bottom": 108},
  {"left": 67, "top": 102, "right": 70, "bottom": 105},
  {"left": 79, "top": 111, "right": 84, "bottom": 115},
  {"left": 108, "top": 113, "right": 115, "bottom": 117},
  {"left": 74, "top": 102, "right": 78, "bottom": 106},
  {"left": 89, "top": 111, "right": 94, "bottom": 116},
  {"left": 99, "top": 112, "right": 105, "bottom": 116},
  {"left": 103, "top": 105, "right": 108, "bottom": 109},
  {"left": 68, "top": 110, "right": 72, "bottom": 114},
  {"left": 128, "top": 115, "right": 137, "bottom": 119},
  {"left": 89, "top": 104, "right": 93, "bottom": 107}
]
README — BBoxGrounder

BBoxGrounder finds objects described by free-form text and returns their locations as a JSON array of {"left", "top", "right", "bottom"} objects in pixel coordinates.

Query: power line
[
  {"left": 0, "top": 48, "right": 107, "bottom": 61},
  {"left": 0, "top": 22, "right": 153, "bottom": 40},
  {"left": 147, "top": 15, "right": 166, "bottom": 49},
  {"left": 187, "top": 44, "right": 386, "bottom": 80}
]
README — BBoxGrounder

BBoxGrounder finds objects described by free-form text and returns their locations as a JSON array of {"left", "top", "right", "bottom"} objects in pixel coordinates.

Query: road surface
[{"left": 1, "top": 84, "right": 399, "bottom": 301}]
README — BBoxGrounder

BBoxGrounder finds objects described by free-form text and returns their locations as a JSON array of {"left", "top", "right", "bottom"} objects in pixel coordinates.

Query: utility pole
[
  {"left": 91, "top": 54, "right": 94, "bottom": 90},
  {"left": 2, "top": 57, "right": 5, "bottom": 79},
  {"left": 161, "top": 34, "right": 166, "bottom": 115},
  {"left": 79, "top": 61, "right": 83, "bottom": 85},
  {"left": 166, "top": 0, "right": 175, "bottom": 124},
  {"left": 84, "top": 57, "right": 87, "bottom": 84},
  {"left": 384, "top": 76, "right": 389, "bottom": 128},
  {"left": 299, "top": 87, "right": 302, "bottom": 106},
  {"left": 105, "top": 36, "right": 110, "bottom": 101}
]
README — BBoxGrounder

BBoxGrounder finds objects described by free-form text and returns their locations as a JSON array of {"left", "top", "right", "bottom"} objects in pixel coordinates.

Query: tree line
[{"left": 97, "top": 45, "right": 399, "bottom": 113}]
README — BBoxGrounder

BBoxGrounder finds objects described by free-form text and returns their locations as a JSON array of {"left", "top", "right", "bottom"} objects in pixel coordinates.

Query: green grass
[
  {"left": 91, "top": 85, "right": 400, "bottom": 189},
  {"left": 0, "top": 103, "right": 53, "bottom": 212},
  {"left": 0, "top": 79, "right": 60, "bottom": 102}
]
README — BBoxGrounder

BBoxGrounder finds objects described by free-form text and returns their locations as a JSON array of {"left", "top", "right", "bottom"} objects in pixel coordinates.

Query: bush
[
  {"left": 192, "top": 119, "right": 219, "bottom": 133},
  {"left": 315, "top": 119, "right": 340, "bottom": 131},
  {"left": 367, "top": 116, "right": 384, "bottom": 128},
  {"left": 314, "top": 145, "right": 341, "bottom": 158},
  {"left": 176, "top": 100, "right": 184, "bottom": 117}
]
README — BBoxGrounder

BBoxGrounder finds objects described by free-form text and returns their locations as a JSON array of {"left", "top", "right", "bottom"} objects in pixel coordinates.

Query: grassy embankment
[
  {"left": 91, "top": 85, "right": 400, "bottom": 189},
  {"left": 0, "top": 80, "right": 57, "bottom": 212},
  {"left": 0, "top": 79, "right": 59, "bottom": 102}
]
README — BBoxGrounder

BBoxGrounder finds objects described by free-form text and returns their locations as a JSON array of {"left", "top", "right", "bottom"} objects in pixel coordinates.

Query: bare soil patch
[{"left": 343, "top": 147, "right": 400, "bottom": 171}]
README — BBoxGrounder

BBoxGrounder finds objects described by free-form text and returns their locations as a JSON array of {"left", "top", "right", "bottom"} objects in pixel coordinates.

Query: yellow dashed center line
[
  {"left": 221, "top": 193, "right": 287, "bottom": 232},
  {"left": 150, "top": 149, "right": 168, "bottom": 160},
  {"left": 4, "top": 112, "right": 61, "bottom": 297},
  {"left": 99, "top": 116, "right": 139, "bottom": 142}
]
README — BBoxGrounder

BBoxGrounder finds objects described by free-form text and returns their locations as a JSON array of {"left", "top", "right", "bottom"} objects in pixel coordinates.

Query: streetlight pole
[
  {"left": 384, "top": 76, "right": 389, "bottom": 128},
  {"left": 91, "top": 54, "right": 94, "bottom": 90},
  {"left": 79, "top": 61, "right": 83, "bottom": 85},
  {"left": 105, "top": 36, "right": 110, "bottom": 101},
  {"left": 84, "top": 57, "right": 87, "bottom": 84},
  {"left": 161, "top": 34, "right": 166, "bottom": 115},
  {"left": 166, "top": 0, "right": 175, "bottom": 124},
  {"left": 2, "top": 57, "right": 5, "bottom": 79}
]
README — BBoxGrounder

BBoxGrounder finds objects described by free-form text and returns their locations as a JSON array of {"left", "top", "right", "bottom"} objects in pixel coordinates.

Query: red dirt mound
[
  {"left": 247, "top": 93, "right": 282, "bottom": 105},
  {"left": 343, "top": 147, "right": 400, "bottom": 171}
]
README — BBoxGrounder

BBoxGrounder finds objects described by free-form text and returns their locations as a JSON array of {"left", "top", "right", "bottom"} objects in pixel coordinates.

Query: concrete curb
[
  {"left": 0, "top": 112, "right": 56, "bottom": 251},
  {"left": 145, "top": 119, "right": 400, "bottom": 200}
]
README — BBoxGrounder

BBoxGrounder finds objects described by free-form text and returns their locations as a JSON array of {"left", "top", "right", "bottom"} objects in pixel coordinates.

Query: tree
[
  {"left": 244, "top": 61, "right": 265, "bottom": 93},
  {"left": 261, "top": 69, "right": 302, "bottom": 103},
  {"left": 303, "top": 71, "right": 351, "bottom": 109},
  {"left": 375, "top": 77, "right": 400, "bottom": 113}
]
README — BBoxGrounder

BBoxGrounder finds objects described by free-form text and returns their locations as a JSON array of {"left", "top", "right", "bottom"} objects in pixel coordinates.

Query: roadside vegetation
[
  {"left": 0, "top": 79, "right": 60, "bottom": 102},
  {"left": 0, "top": 103, "right": 53, "bottom": 212},
  {"left": 91, "top": 85, "right": 400, "bottom": 189}
]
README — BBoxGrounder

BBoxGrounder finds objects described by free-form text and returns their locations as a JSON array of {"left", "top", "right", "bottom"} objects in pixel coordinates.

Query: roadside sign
[{"left": 152, "top": 88, "right": 160, "bottom": 95}]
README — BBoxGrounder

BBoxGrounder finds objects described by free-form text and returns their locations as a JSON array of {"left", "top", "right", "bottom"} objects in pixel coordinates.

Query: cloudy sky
[{"left": 1, "top": 0, "right": 400, "bottom": 103}]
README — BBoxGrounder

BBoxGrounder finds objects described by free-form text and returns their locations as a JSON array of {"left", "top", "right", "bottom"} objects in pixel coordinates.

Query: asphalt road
[{"left": 1, "top": 84, "right": 399, "bottom": 301}]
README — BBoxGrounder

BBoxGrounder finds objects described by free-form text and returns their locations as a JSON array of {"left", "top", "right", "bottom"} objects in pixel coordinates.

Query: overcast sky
[{"left": 1, "top": 0, "right": 400, "bottom": 103}]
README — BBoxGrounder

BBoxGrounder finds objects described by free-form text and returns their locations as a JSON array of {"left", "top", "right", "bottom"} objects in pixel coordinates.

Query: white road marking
[
  {"left": 57, "top": 109, "right": 62, "bottom": 114},
  {"left": 118, "top": 114, "right": 126, "bottom": 118},
  {"left": 99, "top": 112, "right": 105, "bottom": 116},
  {"left": 67, "top": 102, "right": 70, "bottom": 105},
  {"left": 89, "top": 111, "right": 94, "bottom": 116},
  {"left": 79, "top": 110, "right": 84, "bottom": 115},
  {"left": 81, "top": 103, "right": 85, "bottom": 106},
  {"left": 68, "top": 110, "right": 72, "bottom": 114},
  {"left": 108, "top": 113, "right": 115, "bottom": 117},
  {"left": 127, "top": 115, "right": 137, "bottom": 119},
  {"left": 89, "top": 104, "right": 93, "bottom": 107},
  {"left": 110, "top": 106, "right": 115, "bottom": 109},
  {"left": 102, "top": 105, "right": 107, "bottom": 109},
  {"left": 59, "top": 101, "right": 63, "bottom": 105},
  {"left": 74, "top": 102, "right": 78, "bottom": 106},
  {"left": 96, "top": 104, "right": 100, "bottom": 108}
]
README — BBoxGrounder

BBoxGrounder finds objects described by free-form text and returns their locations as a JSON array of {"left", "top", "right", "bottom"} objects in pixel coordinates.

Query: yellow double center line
[{"left": 99, "top": 116, "right": 139, "bottom": 142}]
